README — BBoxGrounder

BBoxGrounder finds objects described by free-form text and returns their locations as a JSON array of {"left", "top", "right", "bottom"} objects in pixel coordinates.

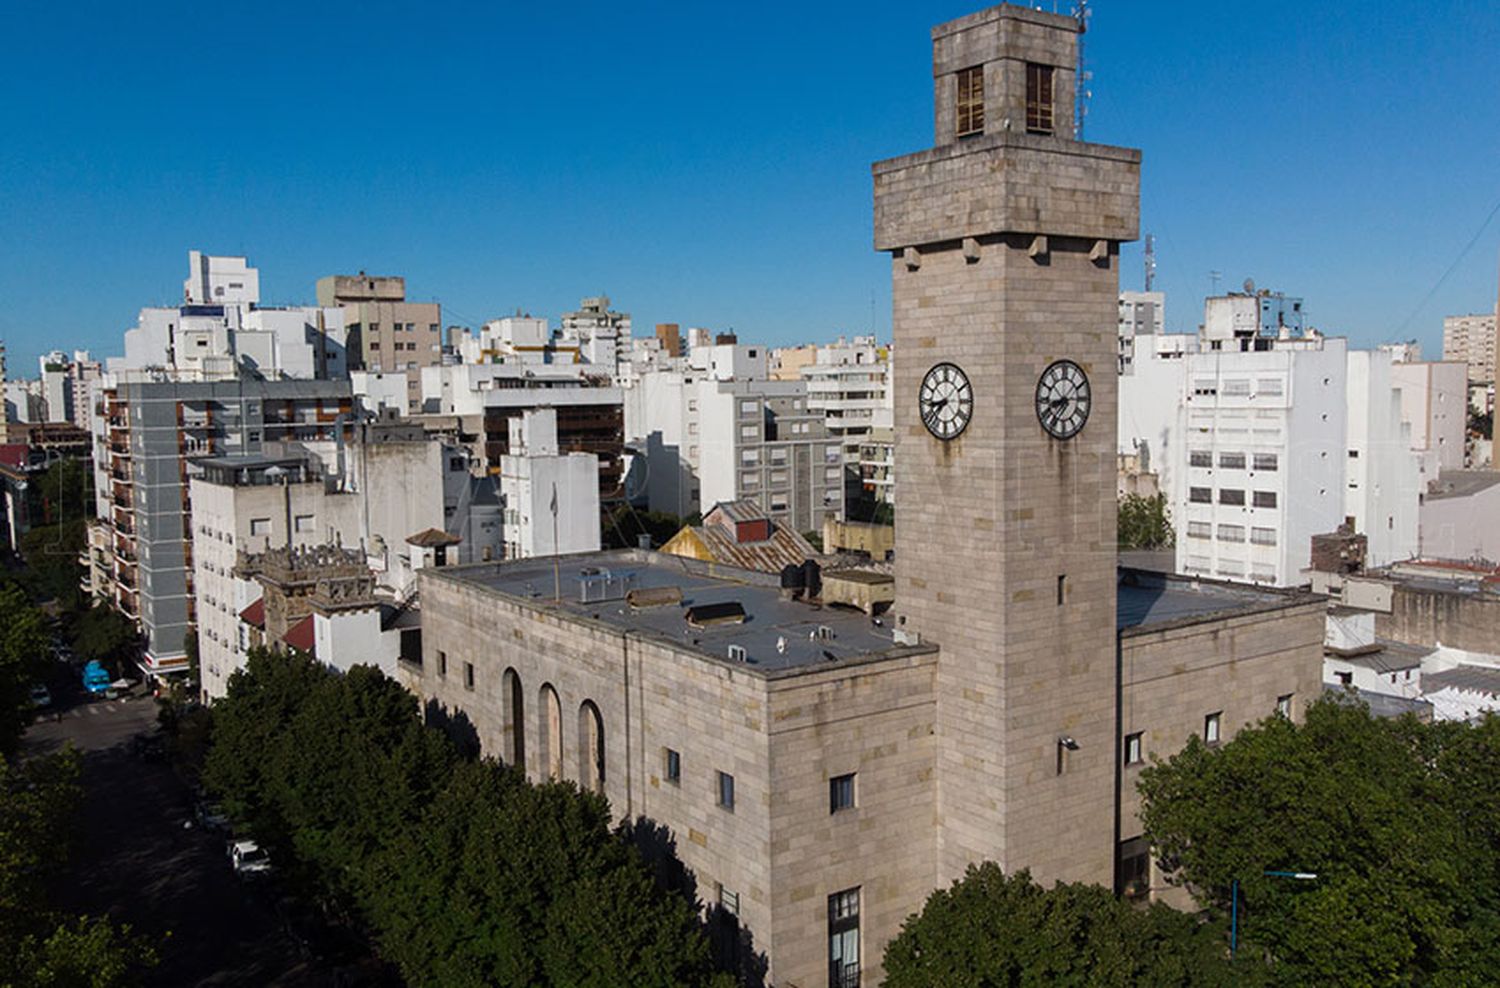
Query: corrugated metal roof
[
  {"left": 1424, "top": 665, "right": 1500, "bottom": 696},
  {"left": 693, "top": 523, "right": 815, "bottom": 574},
  {"left": 705, "top": 500, "right": 767, "bottom": 526}
]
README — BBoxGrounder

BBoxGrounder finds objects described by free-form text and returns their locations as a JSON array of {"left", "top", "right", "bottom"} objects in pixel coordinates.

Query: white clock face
[
  {"left": 919, "top": 362, "right": 972, "bottom": 440},
  {"left": 1036, "top": 360, "right": 1091, "bottom": 440}
]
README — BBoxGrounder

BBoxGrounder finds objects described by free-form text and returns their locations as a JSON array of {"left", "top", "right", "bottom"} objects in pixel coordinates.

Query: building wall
[
  {"left": 1442, "top": 313, "right": 1498, "bottom": 384},
  {"left": 314, "top": 607, "right": 397, "bottom": 679},
  {"left": 1345, "top": 350, "right": 1421, "bottom": 569},
  {"left": 1118, "top": 600, "right": 1325, "bottom": 898},
  {"left": 190, "top": 476, "right": 359, "bottom": 698},
  {"left": 1392, "top": 361, "right": 1468, "bottom": 474},
  {"left": 1376, "top": 582, "right": 1500, "bottom": 653},
  {"left": 408, "top": 568, "right": 939, "bottom": 987},
  {"left": 1419, "top": 481, "right": 1500, "bottom": 563}
]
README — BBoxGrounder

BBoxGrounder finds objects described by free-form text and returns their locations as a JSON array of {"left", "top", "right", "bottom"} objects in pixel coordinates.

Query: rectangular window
[
  {"left": 740, "top": 449, "right": 758, "bottom": 466},
  {"left": 1257, "top": 378, "right": 1284, "bottom": 395},
  {"left": 1253, "top": 491, "right": 1278, "bottom": 508},
  {"left": 1189, "top": 487, "right": 1212, "bottom": 504},
  {"left": 370, "top": 342, "right": 380, "bottom": 351},
  {"left": 1056, "top": 574, "right": 1066, "bottom": 605},
  {"left": 463, "top": 661, "right": 475, "bottom": 690},
  {"left": 1025, "top": 62, "right": 1054, "bottom": 134},
  {"left": 1219, "top": 489, "right": 1245, "bottom": 506},
  {"left": 249, "top": 517, "right": 271, "bottom": 536},
  {"left": 829, "top": 773, "right": 855, "bottom": 813},
  {"left": 1222, "top": 379, "right": 1251, "bottom": 396},
  {"left": 1124, "top": 732, "right": 1144, "bottom": 766},
  {"left": 1216, "top": 524, "right": 1244, "bottom": 542},
  {"left": 665, "top": 748, "right": 681, "bottom": 785},
  {"left": 1189, "top": 450, "right": 1212, "bottom": 468},
  {"left": 1276, "top": 694, "right": 1293, "bottom": 719},
  {"left": 294, "top": 514, "right": 315, "bottom": 533},
  {"left": 828, "top": 888, "right": 861, "bottom": 988},
  {"left": 438, "top": 650, "right": 447, "bottom": 677},
  {"left": 370, "top": 322, "right": 380, "bottom": 333},
  {"left": 429, "top": 323, "right": 439, "bottom": 334},
  {"left": 740, "top": 425, "right": 757, "bottom": 440},
  {"left": 1204, "top": 712, "right": 1222, "bottom": 745},
  {"left": 717, "top": 771, "right": 735, "bottom": 811},
  {"left": 1253, "top": 453, "right": 1278, "bottom": 471},
  {"left": 1187, "top": 521, "right": 1212, "bottom": 539},
  {"left": 1251, "top": 526, "right": 1277, "bottom": 546},
  {"left": 956, "top": 65, "right": 984, "bottom": 137},
  {"left": 1348, "top": 449, "right": 1360, "bottom": 458},
  {"left": 740, "top": 400, "right": 759, "bottom": 416},
  {"left": 1218, "top": 452, "right": 1246, "bottom": 469},
  {"left": 1118, "top": 836, "right": 1151, "bottom": 899}
]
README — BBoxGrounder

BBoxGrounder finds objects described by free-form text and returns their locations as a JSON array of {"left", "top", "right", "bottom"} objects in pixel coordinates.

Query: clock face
[
  {"left": 1035, "top": 360, "right": 1091, "bottom": 440},
  {"left": 919, "top": 362, "right": 973, "bottom": 440}
]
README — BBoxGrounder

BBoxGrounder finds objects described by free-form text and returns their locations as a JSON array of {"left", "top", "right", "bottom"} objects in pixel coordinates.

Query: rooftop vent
[
  {"left": 579, "top": 568, "right": 637, "bottom": 603},
  {"left": 626, "top": 585, "right": 682, "bottom": 609},
  {"left": 812, "top": 625, "right": 835, "bottom": 642},
  {"left": 686, "top": 601, "right": 747, "bottom": 628},
  {"left": 727, "top": 644, "right": 748, "bottom": 662}
]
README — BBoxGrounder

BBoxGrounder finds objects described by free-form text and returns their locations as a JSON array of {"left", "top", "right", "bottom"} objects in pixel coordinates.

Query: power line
[{"left": 1393, "top": 193, "right": 1500, "bottom": 338}]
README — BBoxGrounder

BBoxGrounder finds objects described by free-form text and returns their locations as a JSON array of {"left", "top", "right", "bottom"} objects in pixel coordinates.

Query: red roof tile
[
  {"left": 283, "top": 614, "right": 315, "bottom": 656},
  {"left": 239, "top": 598, "right": 265, "bottom": 629}
]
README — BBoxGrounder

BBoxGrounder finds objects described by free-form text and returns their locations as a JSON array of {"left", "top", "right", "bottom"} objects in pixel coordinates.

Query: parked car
[
  {"left": 194, "top": 801, "right": 229, "bottom": 832},
  {"left": 229, "top": 839, "right": 272, "bottom": 876},
  {"left": 28, "top": 684, "right": 51, "bottom": 708}
]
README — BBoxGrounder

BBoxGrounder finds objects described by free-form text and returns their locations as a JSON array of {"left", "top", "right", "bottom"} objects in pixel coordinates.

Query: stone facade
[{"left": 874, "top": 3, "right": 1140, "bottom": 888}]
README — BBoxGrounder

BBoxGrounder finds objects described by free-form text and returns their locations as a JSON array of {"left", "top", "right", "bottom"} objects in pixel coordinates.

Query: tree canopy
[
  {"left": 0, "top": 582, "right": 51, "bottom": 758},
  {"left": 1118, "top": 492, "right": 1174, "bottom": 550},
  {"left": 883, "top": 863, "right": 1247, "bottom": 987},
  {"left": 204, "top": 648, "right": 726, "bottom": 987},
  {"left": 1138, "top": 696, "right": 1500, "bottom": 985}
]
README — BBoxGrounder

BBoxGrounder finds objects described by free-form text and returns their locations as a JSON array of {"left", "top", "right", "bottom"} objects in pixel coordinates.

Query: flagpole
[{"left": 551, "top": 482, "right": 561, "bottom": 602}]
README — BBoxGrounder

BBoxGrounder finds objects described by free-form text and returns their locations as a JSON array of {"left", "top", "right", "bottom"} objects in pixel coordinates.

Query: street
[{"left": 23, "top": 689, "right": 353, "bottom": 987}]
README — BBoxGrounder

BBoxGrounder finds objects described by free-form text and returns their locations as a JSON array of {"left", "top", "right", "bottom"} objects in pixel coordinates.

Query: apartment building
[
  {"left": 1116, "top": 290, "right": 1165, "bottom": 375},
  {"left": 316, "top": 273, "right": 441, "bottom": 411},
  {"left": 88, "top": 377, "right": 355, "bottom": 676},
  {"left": 1173, "top": 336, "right": 1348, "bottom": 586},
  {"left": 497, "top": 409, "right": 600, "bottom": 559},
  {"left": 558, "top": 295, "right": 631, "bottom": 375},
  {"left": 1443, "top": 313, "right": 1499, "bottom": 383},
  {"left": 800, "top": 336, "right": 892, "bottom": 506},
  {"left": 1345, "top": 350, "right": 1422, "bottom": 568}
]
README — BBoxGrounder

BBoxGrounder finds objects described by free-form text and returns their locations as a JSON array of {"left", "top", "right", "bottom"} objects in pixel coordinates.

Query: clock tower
[{"left": 873, "top": 5, "right": 1140, "bottom": 886}]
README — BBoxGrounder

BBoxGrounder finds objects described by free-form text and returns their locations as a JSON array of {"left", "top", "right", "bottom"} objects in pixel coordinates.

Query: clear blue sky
[{"left": 2, "top": 1, "right": 1498, "bottom": 373}]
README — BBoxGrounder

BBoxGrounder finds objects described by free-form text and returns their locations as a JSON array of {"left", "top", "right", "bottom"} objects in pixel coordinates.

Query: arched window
[
  {"left": 578, "top": 700, "right": 605, "bottom": 794},
  {"left": 502, "top": 668, "right": 525, "bottom": 770},
  {"left": 540, "top": 683, "right": 563, "bottom": 781}
]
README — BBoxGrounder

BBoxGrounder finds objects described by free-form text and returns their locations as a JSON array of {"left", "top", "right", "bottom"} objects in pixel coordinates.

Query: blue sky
[{"left": 2, "top": 1, "right": 1498, "bottom": 373}]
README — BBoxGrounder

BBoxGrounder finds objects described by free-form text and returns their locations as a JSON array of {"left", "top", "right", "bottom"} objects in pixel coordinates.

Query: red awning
[
  {"left": 283, "top": 615, "right": 315, "bottom": 656},
  {"left": 239, "top": 598, "right": 265, "bottom": 630}
]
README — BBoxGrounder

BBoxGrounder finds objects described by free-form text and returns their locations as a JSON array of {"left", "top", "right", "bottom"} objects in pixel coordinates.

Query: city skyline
[{"left": 3, "top": 0, "right": 1499, "bottom": 371}]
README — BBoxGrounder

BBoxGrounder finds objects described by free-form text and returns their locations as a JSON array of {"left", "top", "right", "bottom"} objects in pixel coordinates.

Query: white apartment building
[
  {"left": 1443, "top": 313, "right": 1498, "bottom": 383},
  {"left": 498, "top": 409, "right": 600, "bottom": 559},
  {"left": 1391, "top": 360, "right": 1468, "bottom": 475},
  {"left": 190, "top": 456, "right": 361, "bottom": 698},
  {"left": 1345, "top": 350, "right": 1422, "bottom": 568},
  {"left": 800, "top": 336, "right": 892, "bottom": 497},
  {"left": 559, "top": 296, "right": 632, "bottom": 375},
  {"left": 1174, "top": 336, "right": 1348, "bottom": 586},
  {"left": 115, "top": 251, "right": 347, "bottom": 382}
]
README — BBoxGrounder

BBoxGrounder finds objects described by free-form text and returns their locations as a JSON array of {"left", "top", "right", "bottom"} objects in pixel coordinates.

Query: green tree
[
  {"left": 883, "top": 863, "right": 1245, "bottom": 987},
  {"left": 70, "top": 606, "right": 138, "bottom": 676},
  {"left": 1118, "top": 492, "right": 1174, "bottom": 550},
  {"left": 0, "top": 582, "right": 50, "bottom": 757},
  {"left": 1138, "top": 697, "right": 1500, "bottom": 985},
  {"left": 373, "top": 761, "right": 722, "bottom": 988},
  {"left": 0, "top": 750, "right": 156, "bottom": 987}
]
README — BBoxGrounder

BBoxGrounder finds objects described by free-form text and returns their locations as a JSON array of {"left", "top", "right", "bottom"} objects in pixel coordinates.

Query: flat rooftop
[
  {"left": 435, "top": 552, "right": 1315, "bottom": 674},
  {"left": 445, "top": 551, "right": 915, "bottom": 674},
  {"left": 1117, "top": 568, "right": 1314, "bottom": 633}
]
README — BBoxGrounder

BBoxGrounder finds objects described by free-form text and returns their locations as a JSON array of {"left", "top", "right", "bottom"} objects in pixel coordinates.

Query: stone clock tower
[{"left": 873, "top": 5, "right": 1140, "bottom": 886}]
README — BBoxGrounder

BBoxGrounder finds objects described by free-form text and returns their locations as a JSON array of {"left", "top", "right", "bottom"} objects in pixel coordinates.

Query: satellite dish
[{"left": 1242, "top": 278, "right": 1256, "bottom": 295}]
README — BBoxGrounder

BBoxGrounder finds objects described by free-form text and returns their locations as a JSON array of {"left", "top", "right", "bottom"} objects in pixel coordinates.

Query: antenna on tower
[
  {"left": 1210, "top": 270, "right": 1223, "bottom": 295},
  {"left": 1073, "top": 0, "right": 1093, "bottom": 139},
  {"left": 1144, "top": 234, "right": 1156, "bottom": 292}
]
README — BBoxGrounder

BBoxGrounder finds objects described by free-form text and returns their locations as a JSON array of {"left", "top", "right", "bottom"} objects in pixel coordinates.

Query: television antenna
[
  {"left": 1073, "top": 1, "right": 1093, "bottom": 139},
  {"left": 1144, "top": 234, "right": 1156, "bottom": 292}
]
